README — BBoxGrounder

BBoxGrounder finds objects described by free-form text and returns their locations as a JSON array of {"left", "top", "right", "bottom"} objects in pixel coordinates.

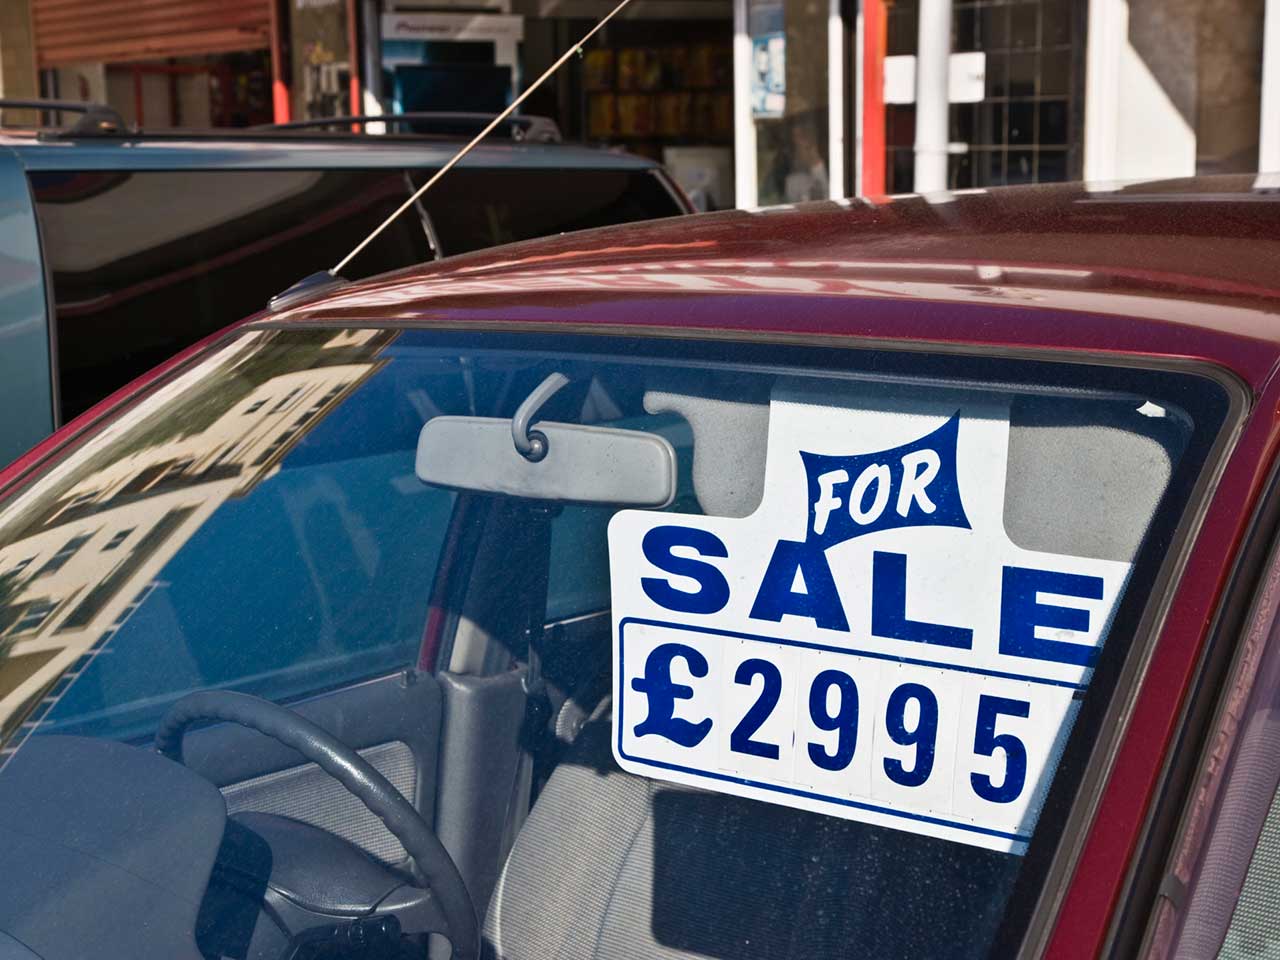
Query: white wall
[
  {"left": 177, "top": 74, "right": 212, "bottom": 127},
  {"left": 1087, "top": 0, "right": 1272, "bottom": 182},
  {"left": 1262, "top": 0, "right": 1280, "bottom": 172},
  {"left": 1084, "top": 0, "right": 1196, "bottom": 183},
  {"left": 55, "top": 62, "right": 108, "bottom": 106},
  {"left": 105, "top": 68, "right": 212, "bottom": 129}
]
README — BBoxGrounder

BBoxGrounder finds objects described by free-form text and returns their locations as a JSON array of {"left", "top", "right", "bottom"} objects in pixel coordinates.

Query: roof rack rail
[
  {"left": 0, "top": 98, "right": 127, "bottom": 135},
  {"left": 254, "top": 111, "right": 562, "bottom": 143}
]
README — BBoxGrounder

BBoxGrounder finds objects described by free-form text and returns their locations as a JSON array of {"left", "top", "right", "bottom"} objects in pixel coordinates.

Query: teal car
[{"left": 0, "top": 104, "right": 688, "bottom": 466}]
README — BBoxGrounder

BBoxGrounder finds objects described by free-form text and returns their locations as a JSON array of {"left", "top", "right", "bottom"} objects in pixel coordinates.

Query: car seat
[{"left": 481, "top": 712, "right": 1025, "bottom": 960}]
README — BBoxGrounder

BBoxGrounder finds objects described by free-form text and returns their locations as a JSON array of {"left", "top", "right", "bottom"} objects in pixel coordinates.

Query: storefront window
[
  {"left": 292, "top": 0, "right": 354, "bottom": 121},
  {"left": 750, "top": 0, "right": 830, "bottom": 205},
  {"left": 885, "top": 0, "right": 1082, "bottom": 194},
  {"left": 881, "top": 0, "right": 1266, "bottom": 193},
  {"left": 577, "top": 23, "right": 735, "bottom": 210},
  {"left": 1188, "top": 0, "right": 1265, "bottom": 174}
]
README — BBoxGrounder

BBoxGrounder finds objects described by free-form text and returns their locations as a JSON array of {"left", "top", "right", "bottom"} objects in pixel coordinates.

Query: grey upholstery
[
  {"left": 1004, "top": 394, "right": 1184, "bottom": 562},
  {"left": 483, "top": 722, "right": 1019, "bottom": 960},
  {"left": 643, "top": 390, "right": 770, "bottom": 519},
  {"left": 223, "top": 740, "right": 417, "bottom": 865}
]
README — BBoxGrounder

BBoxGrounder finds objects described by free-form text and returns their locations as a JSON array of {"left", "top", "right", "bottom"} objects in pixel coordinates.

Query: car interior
[{"left": 0, "top": 329, "right": 1212, "bottom": 960}]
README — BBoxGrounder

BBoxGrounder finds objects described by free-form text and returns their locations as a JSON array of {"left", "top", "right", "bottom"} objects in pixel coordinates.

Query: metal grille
[
  {"left": 222, "top": 740, "right": 417, "bottom": 866},
  {"left": 885, "top": 0, "right": 1082, "bottom": 192}
]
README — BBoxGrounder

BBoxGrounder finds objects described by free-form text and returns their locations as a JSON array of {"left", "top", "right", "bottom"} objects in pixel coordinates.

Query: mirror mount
[{"left": 512, "top": 372, "right": 571, "bottom": 462}]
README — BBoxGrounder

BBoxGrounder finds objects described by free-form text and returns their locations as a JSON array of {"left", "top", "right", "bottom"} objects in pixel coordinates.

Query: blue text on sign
[{"left": 640, "top": 525, "right": 1105, "bottom": 669}]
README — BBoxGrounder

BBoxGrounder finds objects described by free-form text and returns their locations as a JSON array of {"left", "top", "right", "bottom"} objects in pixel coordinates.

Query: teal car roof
[{"left": 0, "top": 134, "right": 659, "bottom": 172}]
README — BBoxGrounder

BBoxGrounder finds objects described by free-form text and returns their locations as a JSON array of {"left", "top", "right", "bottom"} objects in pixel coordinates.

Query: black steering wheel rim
[{"left": 155, "top": 690, "right": 478, "bottom": 960}]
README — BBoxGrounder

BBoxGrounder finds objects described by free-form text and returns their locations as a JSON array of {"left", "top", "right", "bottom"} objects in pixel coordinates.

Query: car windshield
[{"left": 0, "top": 327, "right": 1229, "bottom": 959}]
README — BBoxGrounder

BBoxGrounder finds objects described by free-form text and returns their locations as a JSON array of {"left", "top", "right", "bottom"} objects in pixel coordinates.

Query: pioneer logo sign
[{"left": 607, "top": 390, "right": 1132, "bottom": 853}]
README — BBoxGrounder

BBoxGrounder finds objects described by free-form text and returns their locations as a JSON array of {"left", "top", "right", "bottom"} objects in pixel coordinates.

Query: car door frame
[{"left": 0, "top": 147, "right": 56, "bottom": 465}]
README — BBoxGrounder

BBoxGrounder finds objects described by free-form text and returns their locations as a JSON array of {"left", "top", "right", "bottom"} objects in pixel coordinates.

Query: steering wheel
[{"left": 155, "top": 690, "right": 478, "bottom": 960}]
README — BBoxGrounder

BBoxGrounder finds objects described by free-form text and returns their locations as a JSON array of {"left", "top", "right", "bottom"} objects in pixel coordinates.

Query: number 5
[{"left": 970, "top": 695, "right": 1029, "bottom": 804}]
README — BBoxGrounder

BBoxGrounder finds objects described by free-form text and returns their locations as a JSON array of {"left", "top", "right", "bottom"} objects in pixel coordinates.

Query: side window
[
  {"left": 419, "top": 167, "right": 684, "bottom": 255},
  {"left": 30, "top": 169, "right": 431, "bottom": 422},
  {"left": 1221, "top": 795, "right": 1280, "bottom": 957}
]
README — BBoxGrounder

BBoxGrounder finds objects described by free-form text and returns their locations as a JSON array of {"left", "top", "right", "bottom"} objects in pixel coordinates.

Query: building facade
[{"left": 2, "top": 0, "right": 1279, "bottom": 204}]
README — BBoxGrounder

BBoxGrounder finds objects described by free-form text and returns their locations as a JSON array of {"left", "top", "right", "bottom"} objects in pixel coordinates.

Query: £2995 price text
[{"left": 617, "top": 621, "right": 1078, "bottom": 843}]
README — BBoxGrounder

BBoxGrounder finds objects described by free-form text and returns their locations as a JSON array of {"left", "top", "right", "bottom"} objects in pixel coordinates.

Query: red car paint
[{"left": 8, "top": 175, "right": 1280, "bottom": 957}]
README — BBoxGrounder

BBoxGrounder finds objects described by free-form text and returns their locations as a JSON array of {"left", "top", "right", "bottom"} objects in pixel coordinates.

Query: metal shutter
[{"left": 31, "top": 0, "right": 270, "bottom": 68}]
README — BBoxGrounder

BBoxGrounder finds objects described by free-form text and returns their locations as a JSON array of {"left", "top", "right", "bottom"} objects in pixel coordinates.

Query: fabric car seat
[{"left": 482, "top": 719, "right": 1021, "bottom": 960}]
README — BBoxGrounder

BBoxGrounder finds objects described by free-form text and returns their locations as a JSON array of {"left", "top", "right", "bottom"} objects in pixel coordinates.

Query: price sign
[{"left": 608, "top": 388, "right": 1129, "bottom": 853}]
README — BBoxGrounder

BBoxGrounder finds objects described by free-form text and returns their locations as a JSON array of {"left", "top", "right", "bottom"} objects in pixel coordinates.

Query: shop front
[
  {"left": 381, "top": 8, "right": 525, "bottom": 115},
  {"left": 31, "top": 0, "right": 1278, "bottom": 205},
  {"left": 29, "top": 0, "right": 282, "bottom": 127},
  {"left": 577, "top": 23, "right": 734, "bottom": 209},
  {"left": 373, "top": 0, "right": 737, "bottom": 209},
  {"left": 735, "top": 0, "right": 847, "bottom": 205}
]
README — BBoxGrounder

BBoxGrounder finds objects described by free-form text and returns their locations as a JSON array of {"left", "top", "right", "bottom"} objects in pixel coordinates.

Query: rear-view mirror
[{"left": 416, "top": 416, "right": 677, "bottom": 507}]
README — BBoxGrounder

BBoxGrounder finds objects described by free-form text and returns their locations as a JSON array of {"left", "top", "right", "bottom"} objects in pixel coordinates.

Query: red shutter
[{"left": 31, "top": 0, "right": 270, "bottom": 68}]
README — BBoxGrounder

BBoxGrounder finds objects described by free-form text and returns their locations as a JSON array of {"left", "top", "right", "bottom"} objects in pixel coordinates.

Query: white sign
[
  {"left": 884, "top": 52, "right": 987, "bottom": 105},
  {"left": 750, "top": 32, "right": 786, "bottom": 119},
  {"left": 950, "top": 51, "right": 988, "bottom": 104},
  {"left": 884, "top": 55, "right": 916, "bottom": 106},
  {"left": 381, "top": 12, "right": 524, "bottom": 43},
  {"left": 608, "top": 387, "right": 1129, "bottom": 854}
]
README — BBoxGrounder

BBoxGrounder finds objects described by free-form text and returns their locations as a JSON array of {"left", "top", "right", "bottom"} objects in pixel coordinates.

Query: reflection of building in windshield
[{"left": 0, "top": 329, "right": 393, "bottom": 743}]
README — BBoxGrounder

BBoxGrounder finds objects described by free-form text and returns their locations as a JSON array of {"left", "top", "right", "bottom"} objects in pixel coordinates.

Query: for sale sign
[{"left": 607, "top": 386, "right": 1129, "bottom": 853}]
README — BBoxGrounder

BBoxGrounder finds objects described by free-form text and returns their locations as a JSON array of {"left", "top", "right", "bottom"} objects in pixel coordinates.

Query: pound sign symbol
[{"left": 631, "top": 642, "right": 713, "bottom": 747}]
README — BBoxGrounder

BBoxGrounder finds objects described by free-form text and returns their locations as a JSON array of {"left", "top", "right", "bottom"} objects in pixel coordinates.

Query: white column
[
  {"left": 733, "top": 0, "right": 759, "bottom": 208},
  {"left": 1084, "top": 0, "right": 1195, "bottom": 185},
  {"left": 827, "top": 0, "right": 845, "bottom": 199},
  {"left": 913, "top": 0, "right": 951, "bottom": 192},
  {"left": 361, "top": 0, "right": 386, "bottom": 131},
  {"left": 1083, "top": 0, "right": 1123, "bottom": 182},
  {"left": 853, "top": 4, "right": 864, "bottom": 196},
  {"left": 1262, "top": 0, "right": 1280, "bottom": 173}
]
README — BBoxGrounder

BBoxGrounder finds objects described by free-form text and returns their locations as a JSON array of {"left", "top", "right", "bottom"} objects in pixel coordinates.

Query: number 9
[
  {"left": 883, "top": 683, "right": 938, "bottom": 787},
  {"left": 807, "top": 669, "right": 859, "bottom": 771}
]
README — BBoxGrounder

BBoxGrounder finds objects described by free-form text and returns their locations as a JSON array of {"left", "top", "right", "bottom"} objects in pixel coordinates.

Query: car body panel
[
  {"left": 1, "top": 176, "right": 1279, "bottom": 957},
  {"left": 271, "top": 178, "right": 1280, "bottom": 389},
  {"left": 0, "top": 134, "right": 667, "bottom": 173},
  {"left": 1153, "top": 501, "right": 1280, "bottom": 956},
  {"left": 258, "top": 177, "right": 1280, "bottom": 957},
  {"left": 0, "top": 147, "right": 55, "bottom": 452}
]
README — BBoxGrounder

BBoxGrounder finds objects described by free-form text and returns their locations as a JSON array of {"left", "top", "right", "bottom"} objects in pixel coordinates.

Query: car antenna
[{"left": 268, "top": 0, "right": 638, "bottom": 312}]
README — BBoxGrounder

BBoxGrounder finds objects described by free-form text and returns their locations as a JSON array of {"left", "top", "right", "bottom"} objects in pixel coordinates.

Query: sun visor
[{"left": 643, "top": 390, "right": 770, "bottom": 518}]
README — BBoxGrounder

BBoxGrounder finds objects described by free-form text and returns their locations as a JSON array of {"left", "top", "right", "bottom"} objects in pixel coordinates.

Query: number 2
[
  {"left": 970, "top": 695, "right": 1029, "bottom": 803},
  {"left": 730, "top": 658, "right": 781, "bottom": 758}
]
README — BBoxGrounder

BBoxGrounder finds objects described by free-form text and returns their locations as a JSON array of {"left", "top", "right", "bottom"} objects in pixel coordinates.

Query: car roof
[
  {"left": 0, "top": 131, "right": 660, "bottom": 172},
  {"left": 264, "top": 174, "right": 1280, "bottom": 391}
]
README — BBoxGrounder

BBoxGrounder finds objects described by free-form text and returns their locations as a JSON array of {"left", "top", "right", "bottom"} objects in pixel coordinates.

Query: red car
[{"left": 0, "top": 175, "right": 1275, "bottom": 960}]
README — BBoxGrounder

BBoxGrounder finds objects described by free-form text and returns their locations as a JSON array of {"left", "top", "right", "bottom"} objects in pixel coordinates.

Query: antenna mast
[{"left": 331, "top": 0, "right": 638, "bottom": 277}]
